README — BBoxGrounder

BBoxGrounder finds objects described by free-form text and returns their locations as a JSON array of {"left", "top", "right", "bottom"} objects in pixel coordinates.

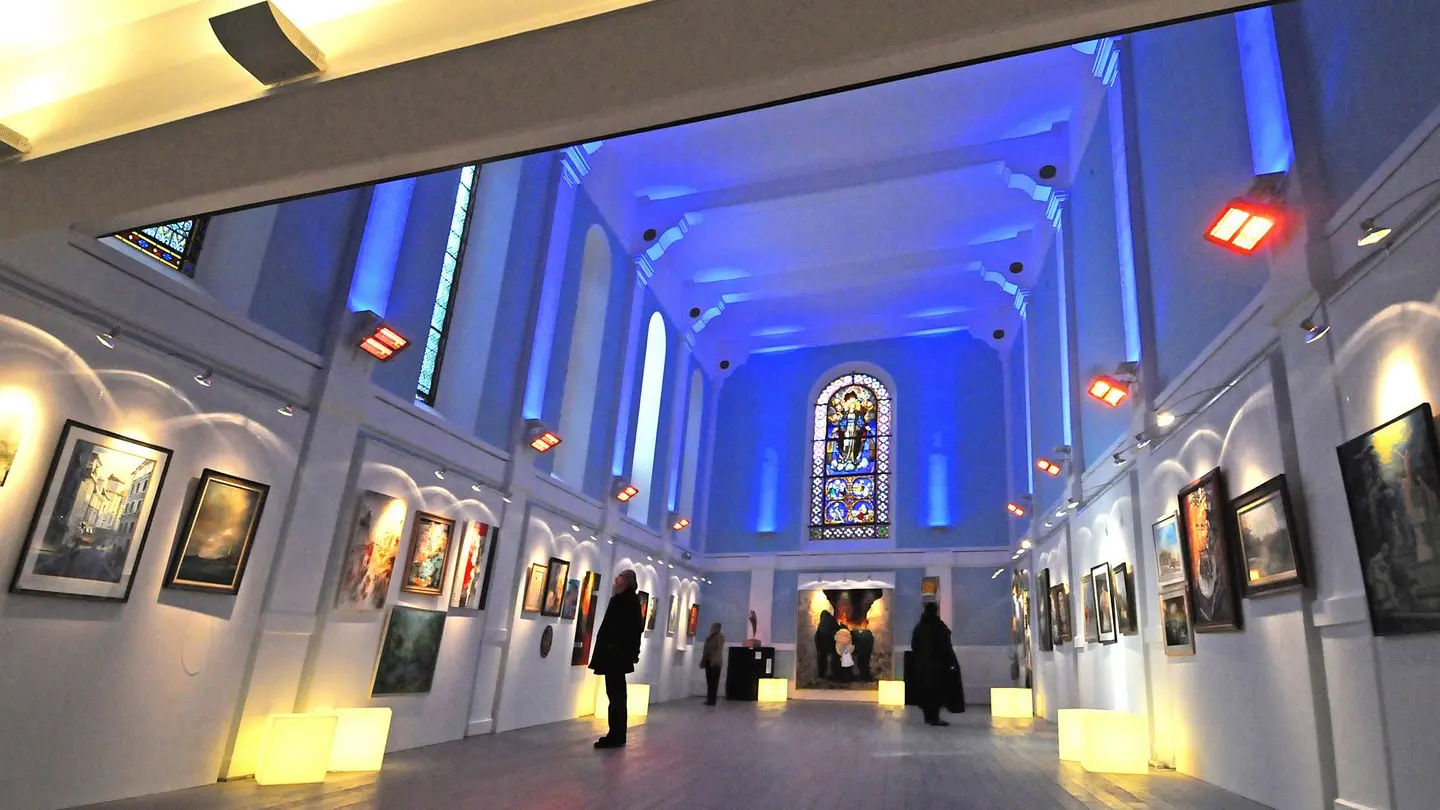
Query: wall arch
[
  {"left": 629, "top": 312, "right": 668, "bottom": 520},
  {"left": 678, "top": 368, "right": 705, "bottom": 528},
  {"left": 804, "top": 362, "right": 897, "bottom": 545},
  {"left": 554, "top": 225, "right": 612, "bottom": 486}
]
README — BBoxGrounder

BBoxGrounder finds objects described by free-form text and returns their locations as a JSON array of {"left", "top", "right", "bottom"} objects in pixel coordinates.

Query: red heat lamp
[
  {"left": 1006, "top": 502, "right": 1028, "bottom": 518},
  {"left": 1088, "top": 376, "right": 1130, "bottom": 407},
  {"left": 359, "top": 323, "right": 409, "bottom": 361},
  {"left": 614, "top": 481, "right": 639, "bottom": 503},
  {"left": 1205, "top": 172, "right": 1288, "bottom": 255},
  {"left": 525, "top": 420, "right": 562, "bottom": 453},
  {"left": 671, "top": 517, "right": 691, "bottom": 531},
  {"left": 1035, "top": 458, "right": 1063, "bottom": 477}
]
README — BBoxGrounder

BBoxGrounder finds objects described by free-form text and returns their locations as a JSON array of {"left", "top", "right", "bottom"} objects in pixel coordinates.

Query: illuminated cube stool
[
  {"left": 255, "top": 713, "right": 338, "bottom": 786},
  {"left": 1058, "top": 708, "right": 1101, "bottom": 761},
  {"left": 757, "top": 678, "right": 789, "bottom": 703},
  {"left": 328, "top": 708, "right": 392, "bottom": 772},
  {"left": 877, "top": 680, "right": 906, "bottom": 707},
  {"left": 594, "top": 681, "right": 652, "bottom": 718},
  {"left": 1079, "top": 710, "right": 1149, "bottom": 775},
  {"left": 990, "top": 687, "right": 1033, "bottom": 719}
]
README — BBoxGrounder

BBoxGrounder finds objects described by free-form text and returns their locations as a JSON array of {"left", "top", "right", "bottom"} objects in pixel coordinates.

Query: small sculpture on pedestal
[{"left": 744, "top": 609, "right": 761, "bottom": 648}]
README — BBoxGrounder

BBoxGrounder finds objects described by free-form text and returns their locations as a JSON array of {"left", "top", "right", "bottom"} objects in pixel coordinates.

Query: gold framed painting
[
  {"left": 401, "top": 511, "right": 454, "bottom": 596},
  {"left": 163, "top": 469, "right": 270, "bottom": 594},
  {"left": 521, "top": 562, "right": 547, "bottom": 614}
]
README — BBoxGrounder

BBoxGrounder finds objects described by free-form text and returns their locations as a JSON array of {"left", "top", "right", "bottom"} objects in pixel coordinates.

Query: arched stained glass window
[
  {"left": 811, "top": 373, "right": 891, "bottom": 540},
  {"left": 114, "top": 217, "right": 208, "bottom": 276}
]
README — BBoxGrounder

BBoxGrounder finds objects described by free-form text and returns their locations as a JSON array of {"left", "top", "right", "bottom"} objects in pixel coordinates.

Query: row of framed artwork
[
  {"left": 1035, "top": 562, "right": 1139, "bottom": 651},
  {"left": 518, "top": 557, "right": 702, "bottom": 638}
]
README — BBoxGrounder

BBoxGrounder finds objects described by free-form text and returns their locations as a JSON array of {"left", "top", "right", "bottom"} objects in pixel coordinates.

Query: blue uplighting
[
  {"left": 1235, "top": 7, "right": 1295, "bottom": 175},
  {"left": 346, "top": 178, "right": 416, "bottom": 316}
]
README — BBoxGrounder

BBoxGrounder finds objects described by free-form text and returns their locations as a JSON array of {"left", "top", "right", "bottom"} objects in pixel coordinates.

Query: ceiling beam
[{"left": 0, "top": 0, "right": 1255, "bottom": 239}]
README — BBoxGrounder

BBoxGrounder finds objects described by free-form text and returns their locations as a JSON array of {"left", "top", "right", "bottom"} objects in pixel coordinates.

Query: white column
[{"left": 749, "top": 565, "right": 775, "bottom": 644}]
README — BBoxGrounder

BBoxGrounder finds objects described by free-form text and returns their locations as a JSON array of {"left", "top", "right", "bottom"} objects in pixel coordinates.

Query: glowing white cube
[
  {"left": 757, "top": 678, "right": 789, "bottom": 703},
  {"left": 328, "top": 708, "right": 392, "bottom": 772},
  {"left": 1058, "top": 708, "right": 1099, "bottom": 761},
  {"left": 594, "top": 680, "right": 652, "bottom": 717},
  {"left": 877, "top": 680, "right": 906, "bottom": 707},
  {"left": 990, "top": 687, "right": 1033, "bottom": 719},
  {"left": 255, "top": 713, "right": 337, "bottom": 785},
  {"left": 1080, "top": 711, "right": 1149, "bottom": 774}
]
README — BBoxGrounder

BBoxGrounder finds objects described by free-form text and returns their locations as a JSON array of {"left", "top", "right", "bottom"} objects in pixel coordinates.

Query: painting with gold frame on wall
[
  {"left": 163, "top": 469, "right": 269, "bottom": 594},
  {"left": 401, "top": 512, "right": 454, "bottom": 596},
  {"left": 541, "top": 557, "right": 571, "bottom": 617},
  {"left": 521, "top": 562, "right": 547, "bottom": 614}
]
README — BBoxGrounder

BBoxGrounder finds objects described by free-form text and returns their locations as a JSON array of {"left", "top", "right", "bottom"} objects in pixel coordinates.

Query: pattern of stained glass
[
  {"left": 114, "top": 218, "right": 207, "bottom": 276},
  {"left": 810, "top": 373, "right": 891, "bottom": 540},
  {"left": 417, "top": 165, "right": 479, "bottom": 403}
]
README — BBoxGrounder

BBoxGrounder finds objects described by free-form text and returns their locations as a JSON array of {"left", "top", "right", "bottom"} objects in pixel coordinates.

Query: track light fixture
[
  {"left": 96, "top": 328, "right": 118, "bottom": 349},
  {"left": 1135, "top": 432, "right": 1151, "bottom": 449},
  {"left": 277, "top": 403, "right": 295, "bottom": 417},
  {"left": 1020, "top": 538, "right": 1033, "bottom": 550},
  {"left": 194, "top": 368, "right": 214, "bottom": 387},
  {"left": 525, "top": 419, "right": 562, "bottom": 453},
  {"left": 1112, "top": 452, "right": 1126, "bottom": 467},
  {"left": 606, "top": 537, "right": 615, "bottom": 545},
  {"left": 502, "top": 495, "right": 513, "bottom": 504},
  {"left": 1067, "top": 497, "right": 1081, "bottom": 511},
  {"left": 1301, "top": 316, "right": 1330, "bottom": 344},
  {"left": 1155, "top": 410, "right": 1178, "bottom": 428},
  {"left": 434, "top": 469, "right": 446, "bottom": 480},
  {"left": 1357, "top": 218, "right": 1392, "bottom": 247},
  {"left": 471, "top": 481, "right": 483, "bottom": 492},
  {"left": 1035, "top": 458, "right": 1063, "bottom": 477},
  {"left": 571, "top": 523, "right": 581, "bottom": 532},
  {"left": 1206, "top": 172, "right": 1287, "bottom": 254}
]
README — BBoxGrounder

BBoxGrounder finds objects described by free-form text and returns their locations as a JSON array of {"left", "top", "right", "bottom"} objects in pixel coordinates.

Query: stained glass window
[
  {"left": 810, "top": 373, "right": 891, "bottom": 540},
  {"left": 114, "top": 217, "right": 208, "bottom": 277},
  {"left": 417, "top": 165, "right": 479, "bottom": 404}
]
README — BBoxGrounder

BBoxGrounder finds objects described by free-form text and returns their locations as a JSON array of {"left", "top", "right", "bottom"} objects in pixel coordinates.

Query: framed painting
[
  {"left": 1152, "top": 514, "right": 1186, "bottom": 589},
  {"left": 1058, "top": 584, "right": 1074, "bottom": 642},
  {"left": 1081, "top": 573, "right": 1098, "bottom": 643},
  {"left": 1092, "top": 562, "right": 1117, "bottom": 644},
  {"left": 449, "top": 521, "right": 496, "bottom": 610},
  {"left": 0, "top": 409, "right": 22, "bottom": 487},
  {"left": 163, "top": 469, "right": 269, "bottom": 594},
  {"left": 521, "top": 563, "right": 547, "bottom": 614},
  {"left": 335, "top": 491, "right": 407, "bottom": 611},
  {"left": 1112, "top": 562, "right": 1137, "bottom": 635},
  {"left": 561, "top": 578, "right": 581, "bottom": 620},
  {"left": 666, "top": 594, "right": 678, "bottom": 636},
  {"left": 1161, "top": 589, "right": 1195, "bottom": 657},
  {"left": 1048, "top": 584, "right": 1067, "bottom": 646},
  {"left": 541, "top": 557, "right": 571, "bottom": 617},
  {"left": 1232, "top": 475, "right": 1307, "bottom": 596},
  {"left": 1178, "top": 467, "right": 1243, "bottom": 632},
  {"left": 10, "top": 421, "right": 173, "bottom": 601},
  {"left": 637, "top": 590, "right": 650, "bottom": 626},
  {"left": 401, "top": 512, "right": 454, "bottom": 596},
  {"left": 371, "top": 605, "right": 447, "bottom": 695},
  {"left": 572, "top": 571, "right": 602, "bottom": 666},
  {"left": 687, "top": 602, "right": 700, "bottom": 637},
  {"left": 1337, "top": 403, "right": 1440, "bottom": 635},
  {"left": 645, "top": 593, "right": 658, "bottom": 631},
  {"left": 1036, "top": 568, "right": 1053, "bottom": 652},
  {"left": 920, "top": 575, "right": 940, "bottom": 603}
]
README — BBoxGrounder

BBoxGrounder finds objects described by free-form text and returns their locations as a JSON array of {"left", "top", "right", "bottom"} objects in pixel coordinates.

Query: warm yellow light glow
[
  {"left": 1058, "top": 708, "right": 1100, "bottom": 761},
  {"left": 878, "top": 680, "right": 906, "bottom": 707},
  {"left": 594, "top": 681, "right": 652, "bottom": 718},
  {"left": 327, "top": 708, "right": 391, "bottom": 772},
  {"left": 255, "top": 713, "right": 338, "bottom": 786},
  {"left": 757, "top": 678, "right": 789, "bottom": 703},
  {"left": 1155, "top": 410, "right": 1176, "bottom": 428},
  {"left": 1080, "top": 711, "right": 1150, "bottom": 775},
  {"left": 990, "top": 688, "right": 1033, "bottom": 719},
  {"left": 1376, "top": 346, "right": 1429, "bottom": 427}
]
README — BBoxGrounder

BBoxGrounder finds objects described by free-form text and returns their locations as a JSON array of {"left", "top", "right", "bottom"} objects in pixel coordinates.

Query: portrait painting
[
  {"left": 636, "top": 590, "right": 650, "bottom": 626},
  {"left": 666, "top": 594, "right": 678, "bottom": 637},
  {"left": 1112, "top": 562, "right": 1137, "bottom": 635},
  {"left": 10, "top": 421, "right": 172, "bottom": 601},
  {"left": 541, "top": 557, "right": 570, "bottom": 617},
  {"left": 449, "top": 521, "right": 496, "bottom": 610},
  {"left": 796, "top": 588, "right": 892, "bottom": 690},
  {"left": 371, "top": 605, "right": 447, "bottom": 696},
  {"left": 1161, "top": 590, "right": 1195, "bottom": 657},
  {"left": 335, "top": 491, "right": 407, "bottom": 611},
  {"left": 646, "top": 593, "right": 658, "bottom": 631},
  {"left": 1036, "top": 568, "right": 1053, "bottom": 652},
  {"left": 164, "top": 469, "right": 269, "bottom": 594},
  {"left": 1152, "top": 514, "right": 1186, "bottom": 589},
  {"left": 0, "top": 410, "right": 21, "bottom": 487},
  {"left": 1178, "top": 468, "right": 1243, "bottom": 632},
  {"left": 571, "top": 571, "right": 601, "bottom": 666},
  {"left": 561, "top": 578, "right": 580, "bottom": 620},
  {"left": 521, "top": 563, "right": 546, "bottom": 614},
  {"left": 1081, "top": 573, "right": 1098, "bottom": 643},
  {"left": 1049, "top": 584, "right": 1069, "bottom": 646},
  {"left": 1058, "top": 584, "right": 1074, "bottom": 642},
  {"left": 1232, "top": 475, "right": 1306, "bottom": 596},
  {"left": 402, "top": 512, "right": 454, "bottom": 596},
  {"left": 1092, "top": 562, "right": 1117, "bottom": 644},
  {"left": 687, "top": 602, "right": 701, "bottom": 638},
  {"left": 921, "top": 575, "right": 940, "bottom": 603},
  {"left": 1337, "top": 403, "right": 1440, "bottom": 635}
]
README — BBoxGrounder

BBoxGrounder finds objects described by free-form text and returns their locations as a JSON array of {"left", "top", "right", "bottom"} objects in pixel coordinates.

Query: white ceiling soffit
[{"left": 0, "top": 0, "right": 1255, "bottom": 238}]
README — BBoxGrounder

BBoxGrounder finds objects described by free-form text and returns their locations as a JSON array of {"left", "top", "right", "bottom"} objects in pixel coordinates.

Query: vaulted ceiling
[{"left": 604, "top": 43, "right": 1113, "bottom": 360}]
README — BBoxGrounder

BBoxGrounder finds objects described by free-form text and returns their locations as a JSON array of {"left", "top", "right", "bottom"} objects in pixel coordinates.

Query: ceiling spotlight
[
  {"left": 434, "top": 469, "right": 447, "bottom": 480},
  {"left": 1035, "top": 458, "right": 1063, "bottom": 477},
  {"left": 719, "top": 360, "right": 731, "bottom": 370},
  {"left": 1067, "top": 497, "right": 1081, "bottom": 510},
  {"left": 502, "top": 495, "right": 513, "bottom": 504},
  {"left": 96, "top": 328, "right": 118, "bottom": 349},
  {"left": 571, "top": 523, "right": 580, "bottom": 532},
  {"left": 1135, "top": 432, "right": 1151, "bottom": 448},
  {"left": 277, "top": 403, "right": 295, "bottom": 417},
  {"left": 1357, "top": 218, "right": 1392, "bottom": 247},
  {"left": 1055, "top": 508, "right": 1067, "bottom": 518},
  {"left": 613, "top": 479, "right": 639, "bottom": 503},
  {"left": 471, "top": 481, "right": 483, "bottom": 492},
  {"left": 1155, "top": 410, "right": 1177, "bottom": 428},
  {"left": 646, "top": 555, "right": 653, "bottom": 561},
  {"left": 681, "top": 551, "right": 693, "bottom": 561},
  {"left": 1044, "top": 520, "right": 1054, "bottom": 528},
  {"left": 1020, "top": 539, "right": 1033, "bottom": 551},
  {"left": 688, "top": 307, "right": 702, "bottom": 319},
  {"left": 1206, "top": 172, "right": 1287, "bottom": 255},
  {"left": 525, "top": 419, "right": 562, "bottom": 453},
  {"left": 667, "top": 563, "right": 675, "bottom": 569},
  {"left": 589, "top": 534, "right": 598, "bottom": 542},
  {"left": 194, "top": 368, "right": 214, "bottom": 387},
  {"left": 355, "top": 311, "right": 410, "bottom": 361},
  {"left": 606, "top": 538, "right": 615, "bottom": 544},
  {"left": 1301, "top": 317, "right": 1331, "bottom": 344}
]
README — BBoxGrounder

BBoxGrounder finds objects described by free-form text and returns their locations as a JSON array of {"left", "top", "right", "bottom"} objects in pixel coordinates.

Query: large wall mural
[{"left": 796, "top": 587, "right": 892, "bottom": 690}]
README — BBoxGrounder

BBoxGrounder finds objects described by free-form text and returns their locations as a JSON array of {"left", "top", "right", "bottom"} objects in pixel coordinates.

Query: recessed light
[
  {"left": 689, "top": 307, "right": 701, "bottom": 318},
  {"left": 992, "top": 329, "right": 1005, "bottom": 340},
  {"left": 1039, "top": 164, "right": 1058, "bottom": 180},
  {"left": 1008, "top": 261, "right": 1024, "bottom": 275},
  {"left": 719, "top": 360, "right": 730, "bottom": 370},
  {"left": 643, "top": 228, "right": 658, "bottom": 242}
]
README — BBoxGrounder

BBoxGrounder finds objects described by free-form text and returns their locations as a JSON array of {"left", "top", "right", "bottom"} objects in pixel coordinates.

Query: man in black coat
[
  {"left": 589, "top": 569, "right": 643, "bottom": 748},
  {"left": 911, "top": 601, "right": 961, "bottom": 726}
]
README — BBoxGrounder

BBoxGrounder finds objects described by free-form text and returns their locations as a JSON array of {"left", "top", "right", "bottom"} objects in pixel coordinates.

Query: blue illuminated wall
[
  {"left": 697, "top": 570, "right": 751, "bottom": 645},
  {"left": 950, "top": 566, "right": 1011, "bottom": 646},
  {"left": 1027, "top": 243, "right": 1067, "bottom": 511},
  {"left": 704, "top": 332, "right": 1008, "bottom": 554},
  {"left": 248, "top": 187, "right": 368, "bottom": 353},
  {"left": 613, "top": 293, "right": 683, "bottom": 529}
]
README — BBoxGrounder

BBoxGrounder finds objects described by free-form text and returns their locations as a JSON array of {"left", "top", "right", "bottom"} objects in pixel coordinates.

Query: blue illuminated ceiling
[{"left": 600, "top": 43, "right": 1110, "bottom": 362}]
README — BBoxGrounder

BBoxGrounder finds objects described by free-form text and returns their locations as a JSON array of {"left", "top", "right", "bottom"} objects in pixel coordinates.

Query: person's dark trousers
[
  {"left": 920, "top": 699, "right": 941, "bottom": 724},
  {"left": 705, "top": 665, "right": 721, "bottom": 703},
  {"left": 605, "top": 671, "right": 628, "bottom": 740}
]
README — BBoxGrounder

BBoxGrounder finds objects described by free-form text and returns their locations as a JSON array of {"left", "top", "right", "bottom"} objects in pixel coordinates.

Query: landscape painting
[
  {"left": 371, "top": 605, "right": 447, "bottom": 695},
  {"left": 164, "top": 469, "right": 270, "bottom": 594},
  {"left": 1337, "top": 403, "right": 1440, "bottom": 635},
  {"left": 335, "top": 491, "right": 407, "bottom": 611},
  {"left": 10, "top": 421, "right": 173, "bottom": 601},
  {"left": 796, "top": 587, "right": 892, "bottom": 690},
  {"left": 1232, "top": 475, "right": 1306, "bottom": 596},
  {"left": 1153, "top": 514, "right": 1185, "bottom": 588}
]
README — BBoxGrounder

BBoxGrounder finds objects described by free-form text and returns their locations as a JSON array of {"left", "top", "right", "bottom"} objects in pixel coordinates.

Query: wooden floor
[{"left": 82, "top": 701, "right": 1274, "bottom": 810}]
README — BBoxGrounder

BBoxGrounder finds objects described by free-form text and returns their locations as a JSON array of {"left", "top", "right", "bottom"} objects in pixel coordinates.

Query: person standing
[
  {"left": 700, "top": 622, "right": 725, "bottom": 705},
  {"left": 590, "top": 569, "right": 643, "bottom": 748},
  {"left": 911, "top": 601, "right": 960, "bottom": 726}
]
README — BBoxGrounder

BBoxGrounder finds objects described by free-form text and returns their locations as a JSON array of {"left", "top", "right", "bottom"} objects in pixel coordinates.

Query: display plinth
[
  {"left": 757, "top": 678, "right": 789, "bottom": 703},
  {"left": 255, "top": 713, "right": 338, "bottom": 786},
  {"left": 1079, "top": 711, "right": 1149, "bottom": 774},
  {"left": 593, "top": 681, "right": 651, "bottom": 718},
  {"left": 725, "top": 645, "right": 775, "bottom": 701},
  {"left": 328, "top": 708, "right": 392, "bottom": 772},
  {"left": 1058, "top": 708, "right": 1100, "bottom": 761},
  {"left": 990, "top": 688, "right": 1033, "bottom": 719},
  {"left": 877, "top": 679, "right": 906, "bottom": 707}
]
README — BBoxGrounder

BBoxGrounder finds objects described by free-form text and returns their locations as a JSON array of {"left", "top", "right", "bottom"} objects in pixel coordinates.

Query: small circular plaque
[{"left": 540, "top": 625, "right": 554, "bottom": 657}]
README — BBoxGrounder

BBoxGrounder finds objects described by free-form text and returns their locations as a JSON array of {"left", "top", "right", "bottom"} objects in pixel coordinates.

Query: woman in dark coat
[
  {"left": 590, "top": 569, "right": 643, "bottom": 748},
  {"left": 911, "top": 601, "right": 961, "bottom": 726}
]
